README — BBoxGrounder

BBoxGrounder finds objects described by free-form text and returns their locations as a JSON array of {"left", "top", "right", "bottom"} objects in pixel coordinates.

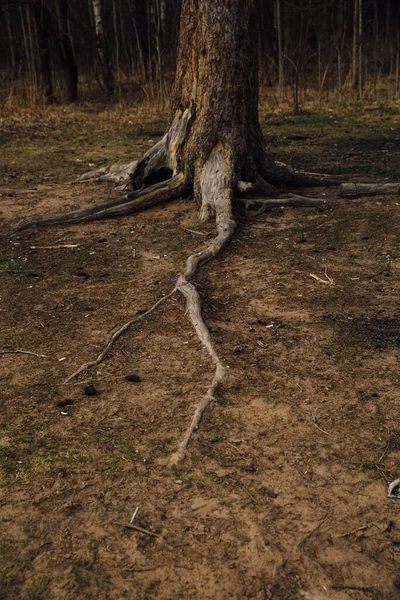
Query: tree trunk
[
  {"left": 75, "top": 0, "right": 310, "bottom": 201},
  {"left": 351, "top": 0, "right": 359, "bottom": 89},
  {"left": 276, "top": 0, "right": 284, "bottom": 109},
  {"left": 56, "top": 0, "right": 79, "bottom": 102},
  {"left": 91, "top": 0, "right": 114, "bottom": 95},
  {"left": 10, "top": 0, "right": 342, "bottom": 465}
]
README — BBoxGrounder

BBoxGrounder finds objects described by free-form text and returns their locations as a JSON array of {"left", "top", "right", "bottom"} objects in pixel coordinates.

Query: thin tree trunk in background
[
  {"left": 19, "top": 5, "right": 34, "bottom": 100},
  {"left": 92, "top": 0, "right": 114, "bottom": 94},
  {"left": 155, "top": 0, "right": 166, "bottom": 106},
  {"left": 372, "top": 0, "right": 378, "bottom": 94},
  {"left": 358, "top": 0, "right": 363, "bottom": 100},
  {"left": 396, "top": 29, "right": 400, "bottom": 98},
  {"left": 33, "top": 1, "right": 53, "bottom": 101},
  {"left": 277, "top": 0, "right": 284, "bottom": 109},
  {"left": 317, "top": 37, "right": 322, "bottom": 108},
  {"left": 335, "top": 0, "right": 344, "bottom": 104},
  {"left": 351, "top": 0, "right": 359, "bottom": 89},
  {"left": 25, "top": 3, "right": 38, "bottom": 100},
  {"left": 113, "top": 0, "right": 122, "bottom": 106},
  {"left": 56, "top": 0, "right": 79, "bottom": 102},
  {"left": 128, "top": 0, "right": 146, "bottom": 79},
  {"left": 5, "top": 8, "right": 16, "bottom": 78},
  {"left": 386, "top": 0, "right": 393, "bottom": 77}
]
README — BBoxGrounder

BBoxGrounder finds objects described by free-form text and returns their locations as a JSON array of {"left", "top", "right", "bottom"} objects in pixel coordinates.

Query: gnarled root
[
  {"left": 75, "top": 104, "right": 194, "bottom": 187},
  {"left": 169, "top": 144, "right": 236, "bottom": 466},
  {"left": 12, "top": 174, "right": 187, "bottom": 234}
]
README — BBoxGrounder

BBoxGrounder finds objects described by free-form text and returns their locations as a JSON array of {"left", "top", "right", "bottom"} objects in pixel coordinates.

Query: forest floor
[{"left": 0, "top": 103, "right": 400, "bottom": 600}]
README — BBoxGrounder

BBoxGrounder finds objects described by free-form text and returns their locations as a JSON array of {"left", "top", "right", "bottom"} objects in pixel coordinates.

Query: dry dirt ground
[{"left": 0, "top": 105, "right": 400, "bottom": 600}]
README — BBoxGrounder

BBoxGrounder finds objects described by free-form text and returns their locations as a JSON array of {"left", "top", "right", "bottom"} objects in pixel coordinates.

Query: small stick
[
  {"left": 310, "top": 273, "right": 332, "bottom": 285},
  {"left": 233, "top": 477, "right": 257, "bottom": 503},
  {"left": 312, "top": 408, "right": 333, "bottom": 437},
  {"left": 113, "top": 521, "right": 173, "bottom": 549},
  {"left": 30, "top": 245, "right": 79, "bottom": 249},
  {"left": 63, "top": 289, "right": 176, "bottom": 384},
  {"left": 297, "top": 516, "right": 327, "bottom": 549},
  {"left": 337, "top": 524, "right": 371, "bottom": 538},
  {"left": 114, "top": 521, "right": 160, "bottom": 538},
  {"left": 226, "top": 441, "right": 244, "bottom": 454},
  {"left": 331, "top": 585, "right": 375, "bottom": 593},
  {"left": 324, "top": 264, "right": 334, "bottom": 284},
  {"left": 0, "top": 349, "right": 48, "bottom": 358},
  {"left": 130, "top": 507, "right": 139, "bottom": 523},
  {"left": 181, "top": 226, "right": 213, "bottom": 236}
]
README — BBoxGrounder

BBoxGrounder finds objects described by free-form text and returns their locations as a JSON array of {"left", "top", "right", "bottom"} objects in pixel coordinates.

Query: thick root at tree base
[
  {"left": 11, "top": 174, "right": 187, "bottom": 234},
  {"left": 169, "top": 144, "right": 236, "bottom": 466}
]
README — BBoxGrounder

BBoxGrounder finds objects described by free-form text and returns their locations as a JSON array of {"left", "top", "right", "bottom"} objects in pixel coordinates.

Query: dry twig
[
  {"left": 0, "top": 349, "right": 48, "bottom": 358},
  {"left": 63, "top": 290, "right": 175, "bottom": 384}
]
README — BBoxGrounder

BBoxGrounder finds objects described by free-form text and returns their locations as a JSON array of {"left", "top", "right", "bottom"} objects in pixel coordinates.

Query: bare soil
[{"left": 1, "top": 105, "right": 400, "bottom": 600}]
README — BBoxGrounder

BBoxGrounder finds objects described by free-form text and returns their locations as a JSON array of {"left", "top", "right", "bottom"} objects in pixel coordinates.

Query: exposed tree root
[
  {"left": 11, "top": 127, "right": 398, "bottom": 465},
  {"left": 75, "top": 105, "right": 194, "bottom": 187},
  {"left": 12, "top": 174, "right": 187, "bottom": 234},
  {"left": 169, "top": 145, "right": 236, "bottom": 466},
  {"left": 63, "top": 144, "right": 235, "bottom": 465}
]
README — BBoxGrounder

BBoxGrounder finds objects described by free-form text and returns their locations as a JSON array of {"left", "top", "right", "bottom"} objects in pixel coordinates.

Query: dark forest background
[{"left": 0, "top": 0, "right": 399, "bottom": 110}]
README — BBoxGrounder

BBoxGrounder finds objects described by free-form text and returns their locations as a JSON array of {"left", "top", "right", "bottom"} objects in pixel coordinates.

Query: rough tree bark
[
  {"left": 11, "top": 0, "right": 340, "bottom": 464},
  {"left": 91, "top": 0, "right": 114, "bottom": 95}
]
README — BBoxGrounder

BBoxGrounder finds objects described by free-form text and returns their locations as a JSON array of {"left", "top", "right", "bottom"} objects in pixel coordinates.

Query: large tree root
[
  {"left": 61, "top": 144, "right": 235, "bottom": 465},
  {"left": 169, "top": 145, "right": 236, "bottom": 466},
  {"left": 11, "top": 174, "right": 187, "bottom": 234}
]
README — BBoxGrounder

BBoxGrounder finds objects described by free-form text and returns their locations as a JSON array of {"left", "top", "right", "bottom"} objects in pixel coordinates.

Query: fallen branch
[
  {"left": 63, "top": 290, "right": 176, "bottom": 384},
  {"left": 30, "top": 245, "right": 79, "bottom": 249},
  {"left": 236, "top": 194, "right": 330, "bottom": 213},
  {"left": 0, "top": 349, "right": 48, "bottom": 358},
  {"left": 338, "top": 182, "right": 400, "bottom": 197},
  {"left": 309, "top": 273, "right": 334, "bottom": 286},
  {"left": 113, "top": 521, "right": 161, "bottom": 538},
  {"left": 331, "top": 585, "right": 375, "bottom": 593}
]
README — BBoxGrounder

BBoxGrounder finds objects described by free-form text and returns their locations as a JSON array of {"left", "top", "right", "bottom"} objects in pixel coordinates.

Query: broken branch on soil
[
  {"left": 30, "top": 244, "right": 79, "bottom": 249},
  {"left": 331, "top": 584, "right": 375, "bottom": 593},
  {"left": 113, "top": 521, "right": 161, "bottom": 538},
  {"left": 309, "top": 273, "right": 334, "bottom": 286},
  {"left": 63, "top": 290, "right": 176, "bottom": 384},
  {"left": 338, "top": 182, "right": 400, "bottom": 197},
  {"left": 0, "top": 349, "right": 48, "bottom": 358},
  {"left": 113, "top": 521, "right": 173, "bottom": 549},
  {"left": 11, "top": 174, "right": 187, "bottom": 234}
]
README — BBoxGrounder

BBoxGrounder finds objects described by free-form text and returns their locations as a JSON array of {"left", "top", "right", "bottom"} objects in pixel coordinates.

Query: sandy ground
[{"left": 0, "top": 107, "right": 400, "bottom": 599}]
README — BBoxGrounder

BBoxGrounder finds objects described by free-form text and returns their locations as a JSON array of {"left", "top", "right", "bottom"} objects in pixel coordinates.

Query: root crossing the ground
[{"left": 10, "top": 123, "right": 392, "bottom": 465}]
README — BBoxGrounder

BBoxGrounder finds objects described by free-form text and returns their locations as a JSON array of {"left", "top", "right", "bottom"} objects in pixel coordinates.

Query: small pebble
[
  {"left": 125, "top": 374, "right": 141, "bottom": 383},
  {"left": 84, "top": 385, "right": 97, "bottom": 396}
]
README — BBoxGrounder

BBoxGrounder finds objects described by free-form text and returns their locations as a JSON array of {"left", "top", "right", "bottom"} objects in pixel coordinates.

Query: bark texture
[{"left": 172, "top": 0, "right": 271, "bottom": 191}]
